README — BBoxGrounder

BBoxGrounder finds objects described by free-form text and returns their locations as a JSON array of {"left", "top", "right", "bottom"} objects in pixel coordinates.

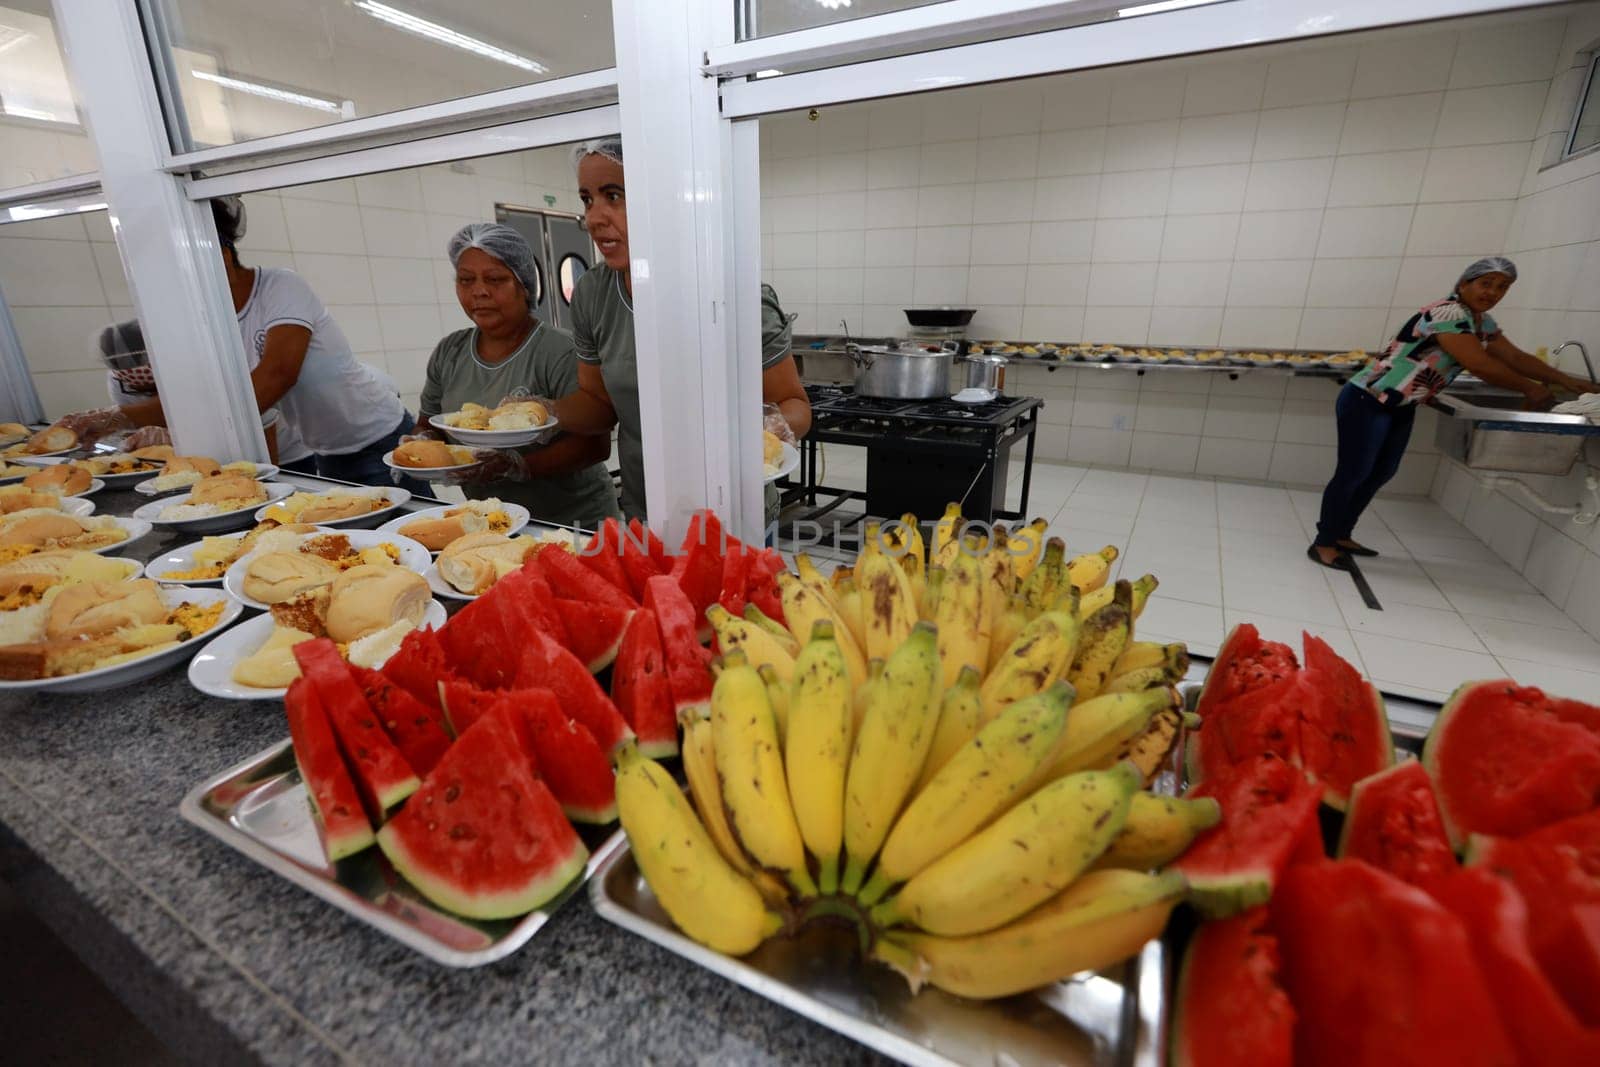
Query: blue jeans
[
  {"left": 313, "top": 413, "right": 433, "bottom": 499},
  {"left": 1315, "top": 385, "right": 1415, "bottom": 547}
]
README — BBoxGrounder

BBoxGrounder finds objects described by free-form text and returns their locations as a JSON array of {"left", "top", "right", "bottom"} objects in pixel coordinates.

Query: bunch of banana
[{"left": 612, "top": 500, "right": 1220, "bottom": 1002}]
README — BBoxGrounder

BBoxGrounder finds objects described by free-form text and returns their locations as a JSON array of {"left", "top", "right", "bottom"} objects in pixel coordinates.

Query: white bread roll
[
  {"left": 393, "top": 439, "right": 457, "bottom": 468},
  {"left": 300, "top": 495, "right": 382, "bottom": 524},
  {"left": 241, "top": 551, "right": 339, "bottom": 604},
  {"left": 398, "top": 512, "right": 486, "bottom": 552},
  {"left": 24, "top": 426, "right": 76, "bottom": 454},
  {"left": 437, "top": 532, "right": 534, "bottom": 595},
  {"left": 324, "top": 565, "right": 429, "bottom": 643},
  {"left": 0, "top": 489, "right": 64, "bottom": 515},
  {"left": 190, "top": 472, "right": 265, "bottom": 506},
  {"left": 0, "top": 550, "right": 135, "bottom": 596},
  {"left": 165, "top": 455, "right": 221, "bottom": 476},
  {"left": 23, "top": 464, "right": 91, "bottom": 495},
  {"left": 45, "top": 578, "right": 167, "bottom": 640},
  {"left": 130, "top": 444, "right": 176, "bottom": 462},
  {"left": 0, "top": 511, "right": 89, "bottom": 547}
]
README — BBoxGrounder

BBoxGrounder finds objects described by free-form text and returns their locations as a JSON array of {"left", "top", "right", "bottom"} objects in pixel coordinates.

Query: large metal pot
[
  {"left": 844, "top": 341, "right": 957, "bottom": 399},
  {"left": 963, "top": 350, "right": 1007, "bottom": 393}
]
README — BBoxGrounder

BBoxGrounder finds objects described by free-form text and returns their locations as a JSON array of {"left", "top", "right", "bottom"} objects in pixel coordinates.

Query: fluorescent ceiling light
[
  {"left": 355, "top": 2, "right": 547, "bottom": 74},
  {"left": 1119, "top": 0, "right": 1213, "bottom": 15},
  {"left": 9, "top": 204, "right": 64, "bottom": 221},
  {"left": 2, "top": 103, "right": 64, "bottom": 122},
  {"left": 190, "top": 70, "right": 344, "bottom": 114},
  {"left": 753, "top": 69, "right": 784, "bottom": 79},
  {"left": 815, "top": 1, "right": 853, "bottom": 9}
]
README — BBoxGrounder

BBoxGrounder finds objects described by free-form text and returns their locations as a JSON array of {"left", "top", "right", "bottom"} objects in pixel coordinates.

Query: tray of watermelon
[
  {"left": 1169, "top": 623, "right": 1600, "bottom": 1066},
  {"left": 181, "top": 513, "right": 767, "bottom": 966}
]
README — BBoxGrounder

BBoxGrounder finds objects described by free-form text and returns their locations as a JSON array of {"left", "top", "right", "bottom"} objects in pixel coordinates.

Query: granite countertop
[{"left": 0, "top": 480, "right": 884, "bottom": 1066}]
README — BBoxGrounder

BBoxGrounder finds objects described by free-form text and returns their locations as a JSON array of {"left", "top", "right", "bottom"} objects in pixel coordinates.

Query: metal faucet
[{"left": 1553, "top": 340, "right": 1596, "bottom": 384}]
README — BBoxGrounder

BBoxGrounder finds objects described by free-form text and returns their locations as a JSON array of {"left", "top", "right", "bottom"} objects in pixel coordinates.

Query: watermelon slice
[
  {"left": 516, "top": 628, "right": 633, "bottom": 756},
  {"left": 376, "top": 712, "right": 588, "bottom": 920},
  {"left": 438, "top": 592, "right": 517, "bottom": 690},
  {"left": 672, "top": 541, "right": 723, "bottom": 644},
  {"left": 1423, "top": 680, "right": 1600, "bottom": 848},
  {"left": 618, "top": 522, "right": 664, "bottom": 601},
  {"left": 1429, "top": 868, "right": 1600, "bottom": 1063},
  {"left": 380, "top": 627, "right": 456, "bottom": 716},
  {"left": 611, "top": 608, "right": 678, "bottom": 759},
  {"left": 494, "top": 563, "right": 568, "bottom": 648},
  {"left": 1296, "top": 634, "right": 1392, "bottom": 809},
  {"left": 537, "top": 542, "right": 637, "bottom": 611},
  {"left": 643, "top": 574, "right": 714, "bottom": 720},
  {"left": 1196, "top": 623, "right": 1299, "bottom": 715},
  {"left": 284, "top": 676, "right": 375, "bottom": 862},
  {"left": 295, "top": 639, "right": 419, "bottom": 820},
  {"left": 746, "top": 569, "right": 785, "bottom": 628},
  {"left": 1335, "top": 759, "right": 1455, "bottom": 889},
  {"left": 349, "top": 665, "right": 453, "bottom": 777},
  {"left": 579, "top": 517, "right": 634, "bottom": 600},
  {"left": 1468, "top": 806, "right": 1600, "bottom": 1025},
  {"left": 629, "top": 517, "right": 670, "bottom": 572},
  {"left": 553, "top": 598, "right": 632, "bottom": 673},
  {"left": 439, "top": 678, "right": 500, "bottom": 737},
  {"left": 719, "top": 542, "right": 753, "bottom": 618},
  {"left": 1272, "top": 859, "right": 1518, "bottom": 1067},
  {"left": 1170, "top": 907, "right": 1293, "bottom": 1067},
  {"left": 497, "top": 688, "right": 617, "bottom": 823},
  {"left": 1172, "top": 755, "right": 1323, "bottom": 917}
]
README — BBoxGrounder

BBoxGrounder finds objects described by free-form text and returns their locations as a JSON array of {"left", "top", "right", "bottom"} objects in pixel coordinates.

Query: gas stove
[{"left": 783, "top": 385, "right": 1044, "bottom": 534}]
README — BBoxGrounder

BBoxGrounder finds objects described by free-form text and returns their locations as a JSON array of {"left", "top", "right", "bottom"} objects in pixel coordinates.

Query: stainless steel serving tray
[
  {"left": 181, "top": 738, "right": 625, "bottom": 968},
  {"left": 589, "top": 719, "right": 1192, "bottom": 1066}
]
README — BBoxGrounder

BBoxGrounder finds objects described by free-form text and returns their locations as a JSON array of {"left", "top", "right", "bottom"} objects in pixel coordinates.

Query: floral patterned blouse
[{"left": 1349, "top": 297, "right": 1498, "bottom": 406}]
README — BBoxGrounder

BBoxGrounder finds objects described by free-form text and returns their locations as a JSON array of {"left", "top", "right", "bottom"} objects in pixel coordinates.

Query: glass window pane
[
  {"left": 559, "top": 252, "right": 586, "bottom": 304},
  {"left": 740, "top": 0, "right": 953, "bottom": 39},
  {"left": 151, "top": 0, "right": 615, "bottom": 150},
  {"left": 0, "top": 210, "right": 133, "bottom": 418},
  {"left": 1571, "top": 56, "right": 1600, "bottom": 157},
  {"left": 0, "top": 3, "right": 98, "bottom": 187}
]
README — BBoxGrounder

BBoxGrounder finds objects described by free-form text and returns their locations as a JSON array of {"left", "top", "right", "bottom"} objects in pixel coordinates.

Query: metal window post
[
  {"left": 49, "top": 0, "right": 268, "bottom": 460},
  {"left": 611, "top": 0, "right": 764, "bottom": 542},
  {"left": 0, "top": 284, "right": 45, "bottom": 425}
]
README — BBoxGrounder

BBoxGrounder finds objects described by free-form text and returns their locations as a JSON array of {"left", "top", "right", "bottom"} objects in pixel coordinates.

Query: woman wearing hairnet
[
  {"left": 410, "top": 222, "right": 620, "bottom": 527},
  {"left": 84, "top": 197, "right": 423, "bottom": 491},
  {"left": 551, "top": 137, "right": 812, "bottom": 522},
  {"left": 1310, "top": 256, "right": 1596, "bottom": 569}
]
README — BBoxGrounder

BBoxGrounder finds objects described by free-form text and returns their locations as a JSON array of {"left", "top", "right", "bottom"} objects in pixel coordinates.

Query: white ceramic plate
[
  {"left": 188, "top": 599, "right": 447, "bottom": 701},
  {"left": 381, "top": 449, "right": 481, "bottom": 483},
  {"left": 254, "top": 487, "right": 411, "bottom": 530},
  {"left": 134, "top": 481, "right": 295, "bottom": 535},
  {"left": 56, "top": 497, "right": 97, "bottom": 518},
  {"left": 0, "top": 445, "right": 77, "bottom": 461},
  {"left": 374, "top": 500, "right": 532, "bottom": 551},
  {"left": 17, "top": 455, "right": 168, "bottom": 488},
  {"left": 0, "top": 587, "right": 243, "bottom": 695},
  {"left": 222, "top": 529, "right": 432, "bottom": 611},
  {"left": 79, "top": 517, "right": 154, "bottom": 555},
  {"left": 132, "top": 463, "right": 280, "bottom": 497},
  {"left": 434, "top": 412, "right": 561, "bottom": 449},
  {"left": 143, "top": 533, "right": 257, "bottom": 586},
  {"left": 423, "top": 560, "right": 475, "bottom": 601},
  {"left": 764, "top": 442, "right": 800, "bottom": 484}
]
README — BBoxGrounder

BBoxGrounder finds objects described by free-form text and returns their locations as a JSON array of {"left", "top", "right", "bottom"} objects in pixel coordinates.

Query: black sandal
[
  {"left": 1307, "top": 545, "right": 1354, "bottom": 571},
  {"left": 1337, "top": 541, "right": 1379, "bottom": 557}
]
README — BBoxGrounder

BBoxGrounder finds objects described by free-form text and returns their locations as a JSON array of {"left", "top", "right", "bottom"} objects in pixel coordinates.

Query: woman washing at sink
[{"left": 1310, "top": 256, "right": 1597, "bottom": 570}]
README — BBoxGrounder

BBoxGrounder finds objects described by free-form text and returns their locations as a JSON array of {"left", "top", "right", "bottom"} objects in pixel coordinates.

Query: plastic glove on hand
[
  {"left": 444, "top": 448, "right": 528, "bottom": 486},
  {"left": 53, "top": 406, "right": 136, "bottom": 446},
  {"left": 762, "top": 401, "right": 797, "bottom": 447},
  {"left": 122, "top": 426, "right": 172, "bottom": 451}
]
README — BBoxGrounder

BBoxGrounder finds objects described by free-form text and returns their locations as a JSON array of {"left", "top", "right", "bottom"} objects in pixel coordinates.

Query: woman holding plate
[{"left": 410, "top": 223, "right": 621, "bottom": 529}]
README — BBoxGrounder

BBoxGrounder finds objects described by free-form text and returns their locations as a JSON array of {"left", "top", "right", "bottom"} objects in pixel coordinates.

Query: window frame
[{"left": 1565, "top": 49, "right": 1600, "bottom": 161}]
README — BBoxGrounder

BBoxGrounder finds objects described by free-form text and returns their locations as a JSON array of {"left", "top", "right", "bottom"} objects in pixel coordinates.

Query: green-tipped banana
[
  {"left": 915, "top": 666, "right": 984, "bottom": 793},
  {"left": 860, "top": 682, "right": 1075, "bottom": 907},
  {"left": 711, "top": 656, "right": 816, "bottom": 896},
  {"left": 871, "top": 763, "right": 1142, "bottom": 936},
  {"left": 1039, "top": 686, "right": 1182, "bottom": 784},
  {"left": 873, "top": 868, "right": 1186, "bottom": 998},
  {"left": 920, "top": 564, "right": 945, "bottom": 622},
  {"left": 1018, "top": 537, "right": 1067, "bottom": 619},
  {"left": 978, "top": 610, "right": 1080, "bottom": 723},
  {"left": 1093, "top": 794, "right": 1221, "bottom": 871},
  {"left": 615, "top": 744, "right": 783, "bottom": 955},
  {"left": 840, "top": 624, "right": 942, "bottom": 896},
  {"left": 757, "top": 663, "right": 789, "bottom": 742},
  {"left": 1067, "top": 579, "right": 1132, "bottom": 701},
  {"left": 784, "top": 621, "right": 853, "bottom": 896},
  {"left": 743, "top": 603, "right": 801, "bottom": 657}
]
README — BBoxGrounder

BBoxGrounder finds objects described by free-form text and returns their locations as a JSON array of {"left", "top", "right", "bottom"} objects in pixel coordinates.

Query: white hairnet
[
  {"left": 572, "top": 136, "right": 623, "bottom": 173},
  {"left": 1457, "top": 256, "right": 1518, "bottom": 289},
  {"left": 446, "top": 222, "right": 539, "bottom": 298}
]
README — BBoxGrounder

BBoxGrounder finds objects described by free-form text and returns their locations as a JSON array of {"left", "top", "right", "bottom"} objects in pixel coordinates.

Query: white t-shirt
[
  {"left": 106, "top": 367, "right": 312, "bottom": 463},
  {"left": 237, "top": 268, "right": 403, "bottom": 456}
]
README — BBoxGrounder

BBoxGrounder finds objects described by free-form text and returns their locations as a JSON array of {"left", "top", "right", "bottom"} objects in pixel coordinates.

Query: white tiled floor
[{"left": 782, "top": 446, "right": 1600, "bottom": 705}]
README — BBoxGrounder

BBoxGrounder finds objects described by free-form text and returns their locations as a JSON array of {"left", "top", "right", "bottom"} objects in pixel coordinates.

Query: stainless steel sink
[{"left": 1432, "top": 386, "right": 1599, "bottom": 475}]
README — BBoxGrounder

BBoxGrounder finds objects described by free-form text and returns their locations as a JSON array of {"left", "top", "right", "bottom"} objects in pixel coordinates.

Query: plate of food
[
  {"left": 0, "top": 582, "right": 240, "bottom": 693},
  {"left": 189, "top": 569, "right": 445, "bottom": 700},
  {"left": 0, "top": 460, "right": 36, "bottom": 484},
  {"left": 0, "top": 425, "right": 78, "bottom": 459},
  {"left": 763, "top": 432, "right": 800, "bottom": 484},
  {"left": 382, "top": 439, "right": 484, "bottom": 482},
  {"left": 133, "top": 477, "right": 294, "bottom": 535},
  {"left": 21, "top": 452, "right": 166, "bottom": 488},
  {"left": 257, "top": 486, "right": 411, "bottom": 530},
  {"left": 143, "top": 521, "right": 321, "bottom": 586},
  {"left": 0, "top": 551, "right": 143, "bottom": 616},
  {"left": 1, "top": 485, "right": 96, "bottom": 518},
  {"left": 132, "top": 457, "right": 277, "bottom": 497},
  {"left": 10, "top": 462, "right": 104, "bottom": 498},
  {"left": 422, "top": 532, "right": 541, "bottom": 600},
  {"left": 434, "top": 400, "right": 560, "bottom": 449},
  {"left": 376, "top": 498, "right": 531, "bottom": 553},
  {"left": 0, "top": 423, "right": 30, "bottom": 449},
  {"left": 223, "top": 528, "right": 432, "bottom": 612},
  {"left": 0, "top": 511, "right": 150, "bottom": 563}
]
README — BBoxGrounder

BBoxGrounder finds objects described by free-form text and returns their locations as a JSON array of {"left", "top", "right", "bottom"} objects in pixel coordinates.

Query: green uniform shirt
[
  {"left": 419, "top": 323, "right": 622, "bottom": 529},
  {"left": 571, "top": 265, "right": 793, "bottom": 520}
]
